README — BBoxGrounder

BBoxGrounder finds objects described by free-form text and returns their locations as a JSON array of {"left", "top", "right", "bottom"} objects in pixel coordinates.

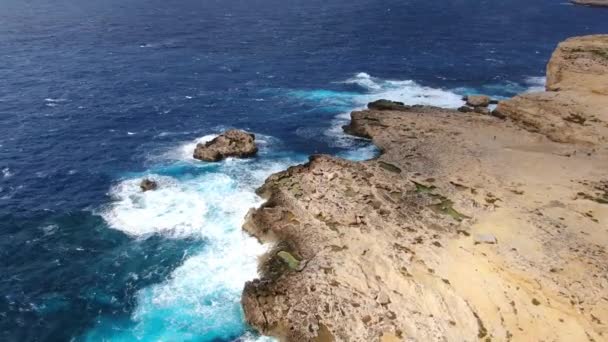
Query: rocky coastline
[
  {"left": 241, "top": 35, "right": 608, "bottom": 341},
  {"left": 571, "top": 0, "right": 608, "bottom": 7}
]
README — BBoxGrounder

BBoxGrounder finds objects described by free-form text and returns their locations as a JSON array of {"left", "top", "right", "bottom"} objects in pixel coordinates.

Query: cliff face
[
  {"left": 496, "top": 35, "right": 608, "bottom": 145},
  {"left": 546, "top": 35, "right": 608, "bottom": 92},
  {"left": 241, "top": 36, "right": 608, "bottom": 342}
]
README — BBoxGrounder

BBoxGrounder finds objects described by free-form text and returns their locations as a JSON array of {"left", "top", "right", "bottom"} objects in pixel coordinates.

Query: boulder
[
  {"left": 193, "top": 129, "right": 258, "bottom": 162},
  {"left": 140, "top": 178, "right": 158, "bottom": 192},
  {"left": 368, "top": 99, "right": 410, "bottom": 111},
  {"left": 465, "top": 95, "right": 491, "bottom": 108}
]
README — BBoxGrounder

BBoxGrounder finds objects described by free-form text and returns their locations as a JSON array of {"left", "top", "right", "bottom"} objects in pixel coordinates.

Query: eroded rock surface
[
  {"left": 242, "top": 36, "right": 608, "bottom": 341},
  {"left": 193, "top": 129, "right": 258, "bottom": 162},
  {"left": 546, "top": 35, "right": 608, "bottom": 92},
  {"left": 243, "top": 105, "right": 608, "bottom": 341},
  {"left": 496, "top": 35, "right": 608, "bottom": 145}
]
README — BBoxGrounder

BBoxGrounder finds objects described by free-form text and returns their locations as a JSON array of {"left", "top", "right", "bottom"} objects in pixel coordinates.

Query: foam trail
[
  {"left": 343, "top": 72, "right": 464, "bottom": 108},
  {"left": 524, "top": 76, "right": 546, "bottom": 92}
]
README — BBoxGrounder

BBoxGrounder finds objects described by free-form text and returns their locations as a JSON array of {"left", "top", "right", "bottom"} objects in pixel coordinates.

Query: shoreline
[{"left": 240, "top": 35, "right": 608, "bottom": 341}]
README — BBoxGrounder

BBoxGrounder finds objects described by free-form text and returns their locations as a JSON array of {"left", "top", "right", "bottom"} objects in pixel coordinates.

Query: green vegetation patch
[
  {"left": 429, "top": 197, "right": 470, "bottom": 221},
  {"left": 277, "top": 251, "right": 300, "bottom": 270},
  {"left": 412, "top": 180, "right": 436, "bottom": 193}
]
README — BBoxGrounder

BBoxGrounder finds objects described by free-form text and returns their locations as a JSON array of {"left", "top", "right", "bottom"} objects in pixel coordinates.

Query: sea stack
[{"left": 193, "top": 129, "right": 258, "bottom": 162}]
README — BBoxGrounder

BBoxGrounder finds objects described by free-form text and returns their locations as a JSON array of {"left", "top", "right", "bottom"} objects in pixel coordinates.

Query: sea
[{"left": 1, "top": 0, "right": 606, "bottom": 340}]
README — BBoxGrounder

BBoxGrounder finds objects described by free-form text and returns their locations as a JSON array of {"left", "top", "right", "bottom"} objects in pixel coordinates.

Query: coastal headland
[{"left": 241, "top": 35, "right": 608, "bottom": 341}]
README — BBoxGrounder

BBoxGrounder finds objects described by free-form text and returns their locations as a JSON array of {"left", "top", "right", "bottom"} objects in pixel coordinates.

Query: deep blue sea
[{"left": 1, "top": 0, "right": 606, "bottom": 340}]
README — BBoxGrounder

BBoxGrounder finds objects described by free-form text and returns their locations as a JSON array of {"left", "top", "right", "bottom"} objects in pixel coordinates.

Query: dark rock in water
[
  {"left": 140, "top": 178, "right": 158, "bottom": 192},
  {"left": 193, "top": 129, "right": 258, "bottom": 162},
  {"left": 458, "top": 106, "right": 474, "bottom": 113},
  {"left": 466, "top": 95, "right": 491, "bottom": 108},
  {"left": 474, "top": 107, "right": 491, "bottom": 115},
  {"left": 489, "top": 99, "right": 499, "bottom": 105},
  {"left": 368, "top": 99, "right": 410, "bottom": 111}
]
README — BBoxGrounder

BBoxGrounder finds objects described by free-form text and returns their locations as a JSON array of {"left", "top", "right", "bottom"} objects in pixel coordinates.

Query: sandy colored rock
[
  {"left": 546, "top": 35, "right": 608, "bottom": 93},
  {"left": 242, "top": 105, "right": 608, "bottom": 341},
  {"left": 497, "top": 35, "right": 608, "bottom": 145},
  {"left": 571, "top": 0, "right": 608, "bottom": 7},
  {"left": 242, "top": 36, "right": 608, "bottom": 341},
  {"left": 495, "top": 90, "right": 608, "bottom": 144},
  {"left": 193, "top": 129, "right": 258, "bottom": 162},
  {"left": 466, "top": 95, "right": 491, "bottom": 107}
]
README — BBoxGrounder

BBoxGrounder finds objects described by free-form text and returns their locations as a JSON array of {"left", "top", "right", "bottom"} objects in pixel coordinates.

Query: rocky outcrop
[
  {"left": 458, "top": 95, "right": 496, "bottom": 114},
  {"left": 496, "top": 35, "right": 608, "bottom": 145},
  {"left": 242, "top": 104, "right": 608, "bottom": 341},
  {"left": 140, "top": 178, "right": 157, "bottom": 191},
  {"left": 193, "top": 129, "right": 258, "bottom": 162},
  {"left": 465, "top": 95, "right": 491, "bottom": 107},
  {"left": 571, "top": 0, "right": 608, "bottom": 7},
  {"left": 546, "top": 35, "right": 608, "bottom": 92},
  {"left": 242, "top": 36, "right": 608, "bottom": 342},
  {"left": 367, "top": 99, "right": 410, "bottom": 111}
]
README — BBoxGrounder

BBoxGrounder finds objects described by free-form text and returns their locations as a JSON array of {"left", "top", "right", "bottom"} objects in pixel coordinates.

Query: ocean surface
[{"left": 1, "top": 0, "right": 606, "bottom": 340}]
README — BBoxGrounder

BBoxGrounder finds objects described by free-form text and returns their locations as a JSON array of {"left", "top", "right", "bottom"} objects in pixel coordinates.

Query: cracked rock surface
[{"left": 241, "top": 36, "right": 608, "bottom": 341}]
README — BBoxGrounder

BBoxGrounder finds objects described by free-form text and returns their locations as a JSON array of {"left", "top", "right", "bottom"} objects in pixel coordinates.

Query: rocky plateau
[{"left": 241, "top": 35, "right": 608, "bottom": 341}]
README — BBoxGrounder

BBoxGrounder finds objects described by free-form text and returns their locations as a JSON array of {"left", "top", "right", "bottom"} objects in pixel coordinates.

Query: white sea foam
[
  {"left": 2, "top": 167, "right": 12, "bottom": 178},
  {"left": 169, "top": 134, "right": 218, "bottom": 161},
  {"left": 164, "top": 132, "right": 279, "bottom": 162},
  {"left": 319, "top": 73, "right": 464, "bottom": 152},
  {"left": 524, "top": 76, "right": 546, "bottom": 93},
  {"left": 343, "top": 72, "right": 464, "bottom": 108},
  {"left": 94, "top": 133, "right": 290, "bottom": 341},
  {"left": 102, "top": 175, "right": 209, "bottom": 238}
]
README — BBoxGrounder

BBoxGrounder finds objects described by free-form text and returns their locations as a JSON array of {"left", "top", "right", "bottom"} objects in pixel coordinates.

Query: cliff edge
[{"left": 241, "top": 35, "right": 608, "bottom": 341}]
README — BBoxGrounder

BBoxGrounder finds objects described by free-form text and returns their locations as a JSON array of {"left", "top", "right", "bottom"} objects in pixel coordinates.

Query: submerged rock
[
  {"left": 139, "top": 178, "right": 157, "bottom": 192},
  {"left": 193, "top": 129, "right": 258, "bottom": 162}
]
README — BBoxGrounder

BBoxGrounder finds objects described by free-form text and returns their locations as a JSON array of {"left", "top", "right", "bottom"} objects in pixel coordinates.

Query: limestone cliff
[
  {"left": 241, "top": 36, "right": 608, "bottom": 341},
  {"left": 496, "top": 35, "right": 608, "bottom": 145}
]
